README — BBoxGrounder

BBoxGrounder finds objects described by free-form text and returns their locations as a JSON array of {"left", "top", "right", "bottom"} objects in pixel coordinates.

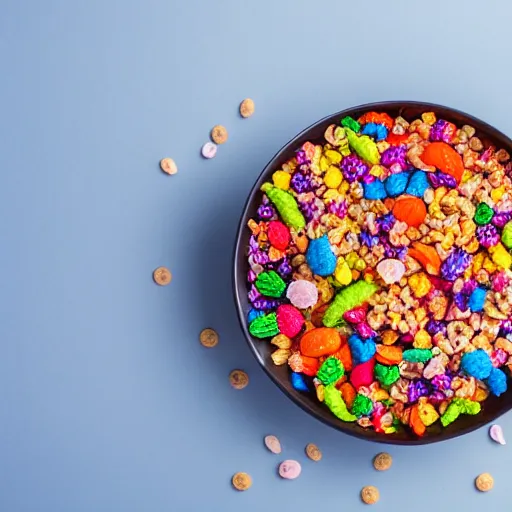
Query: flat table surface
[{"left": 1, "top": 1, "right": 511, "bottom": 511}]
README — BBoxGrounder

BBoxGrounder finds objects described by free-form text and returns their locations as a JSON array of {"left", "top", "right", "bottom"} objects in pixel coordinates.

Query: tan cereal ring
[
  {"left": 239, "top": 98, "right": 255, "bottom": 118},
  {"left": 153, "top": 267, "right": 172, "bottom": 286},
  {"left": 373, "top": 452, "right": 392, "bottom": 471},
  {"left": 475, "top": 473, "right": 494, "bottom": 492},
  {"left": 199, "top": 328, "right": 219, "bottom": 348},
  {"left": 305, "top": 443, "right": 322, "bottom": 462},
  {"left": 229, "top": 369, "right": 249, "bottom": 389},
  {"left": 361, "top": 485, "right": 380, "bottom": 505},
  {"left": 211, "top": 125, "right": 228, "bottom": 144},
  {"left": 232, "top": 472, "right": 252, "bottom": 491}
]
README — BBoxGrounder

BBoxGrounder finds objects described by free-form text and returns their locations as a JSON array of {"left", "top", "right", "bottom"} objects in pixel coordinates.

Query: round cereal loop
[
  {"left": 211, "top": 125, "right": 228, "bottom": 144},
  {"left": 232, "top": 472, "right": 252, "bottom": 491},
  {"left": 240, "top": 98, "right": 255, "bottom": 118},
  {"left": 201, "top": 142, "right": 217, "bottom": 159},
  {"left": 278, "top": 460, "right": 301, "bottom": 479},
  {"left": 305, "top": 443, "right": 322, "bottom": 462},
  {"left": 229, "top": 369, "right": 249, "bottom": 389},
  {"left": 264, "top": 435, "right": 282, "bottom": 454},
  {"left": 361, "top": 486, "right": 380, "bottom": 504},
  {"left": 160, "top": 158, "right": 177, "bottom": 175},
  {"left": 373, "top": 452, "right": 392, "bottom": 471},
  {"left": 475, "top": 473, "right": 494, "bottom": 492},
  {"left": 199, "top": 328, "right": 218, "bottom": 348},
  {"left": 153, "top": 267, "right": 172, "bottom": 285}
]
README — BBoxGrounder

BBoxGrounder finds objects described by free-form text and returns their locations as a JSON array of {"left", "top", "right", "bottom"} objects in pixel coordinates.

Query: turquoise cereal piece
[
  {"left": 341, "top": 116, "right": 360, "bottom": 133},
  {"left": 361, "top": 122, "right": 388, "bottom": 142},
  {"left": 468, "top": 287, "right": 486, "bottom": 312},
  {"left": 247, "top": 308, "right": 264, "bottom": 323},
  {"left": 348, "top": 334, "right": 376, "bottom": 365},
  {"left": 460, "top": 349, "right": 492, "bottom": 380},
  {"left": 487, "top": 367, "right": 507, "bottom": 396},
  {"left": 402, "top": 348, "right": 432, "bottom": 363},
  {"left": 306, "top": 235, "right": 337, "bottom": 277},
  {"left": 406, "top": 170, "right": 430, "bottom": 198},
  {"left": 363, "top": 179, "right": 387, "bottom": 200},
  {"left": 384, "top": 171, "right": 411, "bottom": 197}
]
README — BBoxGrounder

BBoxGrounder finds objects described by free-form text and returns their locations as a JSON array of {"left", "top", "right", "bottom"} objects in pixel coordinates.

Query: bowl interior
[{"left": 233, "top": 101, "right": 512, "bottom": 444}]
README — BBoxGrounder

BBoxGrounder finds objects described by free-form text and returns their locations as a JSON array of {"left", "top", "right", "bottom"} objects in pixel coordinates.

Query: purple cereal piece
[
  {"left": 381, "top": 146, "right": 407, "bottom": 169},
  {"left": 476, "top": 224, "right": 500, "bottom": 248},
  {"left": 257, "top": 204, "right": 275, "bottom": 220},
  {"left": 252, "top": 298, "right": 280, "bottom": 310},
  {"left": 408, "top": 380, "right": 430, "bottom": 403},
  {"left": 328, "top": 200, "right": 348, "bottom": 219},
  {"left": 360, "top": 230, "right": 379, "bottom": 248},
  {"left": 425, "top": 319, "right": 447, "bottom": 337},
  {"left": 290, "top": 172, "right": 313, "bottom": 194},
  {"left": 428, "top": 171, "right": 457, "bottom": 189},
  {"left": 340, "top": 154, "right": 369, "bottom": 183},
  {"left": 376, "top": 213, "right": 396, "bottom": 233},
  {"left": 429, "top": 390, "right": 446, "bottom": 404},
  {"left": 440, "top": 248, "right": 472, "bottom": 281},
  {"left": 500, "top": 318, "right": 512, "bottom": 336},
  {"left": 248, "top": 285, "right": 261, "bottom": 303},
  {"left": 253, "top": 251, "right": 269, "bottom": 265},
  {"left": 432, "top": 374, "right": 452, "bottom": 391},
  {"left": 277, "top": 259, "right": 292, "bottom": 278},
  {"left": 248, "top": 269, "right": 257, "bottom": 283},
  {"left": 492, "top": 211, "right": 512, "bottom": 228},
  {"left": 430, "top": 120, "right": 454, "bottom": 143}
]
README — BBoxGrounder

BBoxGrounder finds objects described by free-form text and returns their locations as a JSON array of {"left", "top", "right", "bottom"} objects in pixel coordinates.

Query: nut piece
[
  {"left": 199, "top": 328, "right": 218, "bottom": 348},
  {"left": 211, "top": 125, "right": 228, "bottom": 144},
  {"left": 305, "top": 443, "right": 322, "bottom": 462},
  {"left": 240, "top": 98, "right": 255, "bottom": 118},
  {"left": 475, "top": 473, "right": 494, "bottom": 492},
  {"left": 373, "top": 452, "right": 392, "bottom": 471},
  {"left": 153, "top": 267, "right": 172, "bottom": 285},
  {"left": 160, "top": 158, "right": 177, "bottom": 175},
  {"left": 229, "top": 369, "right": 249, "bottom": 389},
  {"left": 361, "top": 485, "right": 380, "bottom": 504},
  {"left": 232, "top": 472, "right": 252, "bottom": 491}
]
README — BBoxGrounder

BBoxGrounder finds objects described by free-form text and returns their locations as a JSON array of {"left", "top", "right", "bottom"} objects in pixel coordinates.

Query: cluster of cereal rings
[{"left": 245, "top": 109, "right": 512, "bottom": 436}]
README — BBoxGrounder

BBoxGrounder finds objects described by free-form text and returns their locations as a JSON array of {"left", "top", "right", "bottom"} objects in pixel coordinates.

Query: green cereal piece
[
  {"left": 324, "top": 384, "right": 357, "bottom": 422},
  {"left": 249, "top": 313, "right": 279, "bottom": 339},
  {"left": 341, "top": 116, "right": 361, "bottom": 133},
  {"left": 374, "top": 363, "right": 400, "bottom": 386},
  {"left": 501, "top": 221, "right": 512, "bottom": 249},
  {"left": 322, "top": 280, "right": 379, "bottom": 327},
  {"left": 440, "top": 401, "right": 462, "bottom": 427},
  {"left": 402, "top": 348, "right": 433, "bottom": 364},
  {"left": 255, "top": 270, "right": 286, "bottom": 298},
  {"left": 261, "top": 183, "right": 306, "bottom": 231},
  {"left": 351, "top": 394, "right": 373, "bottom": 417},
  {"left": 345, "top": 128, "right": 380, "bottom": 165},
  {"left": 317, "top": 356, "right": 344, "bottom": 385},
  {"left": 473, "top": 202, "right": 494, "bottom": 226},
  {"left": 453, "top": 398, "right": 481, "bottom": 415}
]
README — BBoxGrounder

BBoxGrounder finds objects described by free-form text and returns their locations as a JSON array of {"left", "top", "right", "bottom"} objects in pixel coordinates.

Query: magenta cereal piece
[{"left": 278, "top": 460, "right": 301, "bottom": 479}]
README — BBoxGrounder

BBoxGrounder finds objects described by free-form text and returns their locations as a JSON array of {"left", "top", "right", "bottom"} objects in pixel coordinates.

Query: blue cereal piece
[
  {"left": 406, "top": 170, "right": 430, "bottom": 198},
  {"left": 306, "top": 235, "right": 337, "bottom": 277},
  {"left": 468, "top": 287, "right": 487, "bottom": 312},
  {"left": 348, "top": 333, "right": 376, "bottom": 366},
  {"left": 487, "top": 367, "right": 508, "bottom": 397},
  {"left": 247, "top": 308, "right": 264, "bottom": 323},
  {"left": 361, "top": 122, "right": 389, "bottom": 142},
  {"left": 384, "top": 171, "right": 411, "bottom": 197},
  {"left": 291, "top": 372, "right": 309, "bottom": 392},
  {"left": 375, "top": 124, "right": 388, "bottom": 141},
  {"left": 363, "top": 179, "right": 387, "bottom": 200},
  {"left": 461, "top": 349, "right": 493, "bottom": 380}
]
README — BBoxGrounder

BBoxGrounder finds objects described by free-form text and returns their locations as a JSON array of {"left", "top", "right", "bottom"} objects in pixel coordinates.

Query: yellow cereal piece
[
  {"left": 482, "top": 256, "right": 497, "bottom": 273},
  {"left": 415, "top": 307, "right": 427, "bottom": 322},
  {"left": 381, "top": 330, "right": 399, "bottom": 345},
  {"left": 364, "top": 273, "right": 374, "bottom": 283},
  {"left": 323, "top": 189, "right": 342, "bottom": 203},
  {"left": 324, "top": 149, "right": 342, "bottom": 165},
  {"left": 338, "top": 181, "right": 350, "bottom": 193},
  {"left": 472, "top": 252, "right": 485, "bottom": 273},
  {"left": 489, "top": 243, "right": 512, "bottom": 269},
  {"left": 351, "top": 269, "right": 360, "bottom": 280},
  {"left": 324, "top": 166, "right": 343, "bottom": 189},
  {"left": 474, "top": 386, "right": 489, "bottom": 402},
  {"left": 413, "top": 329, "right": 432, "bottom": 349},
  {"left": 421, "top": 112, "right": 436, "bottom": 125},
  {"left": 272, "top": 170, "right": 291, "bottom": 190},
  {"left": 316, "top": 384, "right": 325, "bottom": 402},
  {"left": 334, "top": 258, "right": 352, "bottom": 285},
  {"left": 418, "top": 400, "right": 439, "bottom": 426},
  {"left": 354, "top": 258, "right": 367, "bottom": 271},
  {"left": 373, "top": 389, "right": 389, "bottom": 402},
  {"left": 319, "top": 156, "right": 330, "bottom": 172},
  {"left": 345, "top": 252, "right": 359, "bottom": 269},
  {"left": 408, "top": 272, "right": 432, "bottom": 298},
  {"left": 491, "top": 185, "right": 506, "bottom": 203},
  {"left": 388, "top": 312, "right": 401, "bottom": 326},
  {"left": 370, "top": 164, "right": 385, "bottom": 177},
  {"left": 376, "top": 141, "right": 390, "bottom": 153}
]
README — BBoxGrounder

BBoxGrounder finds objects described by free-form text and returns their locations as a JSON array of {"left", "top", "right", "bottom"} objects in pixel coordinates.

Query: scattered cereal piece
[
  {"left": 240, "top": 98, "right": 255, "bottom": 118},
  {"left": 305, "top": 443, "right": 322, "bottom": 462},
  {"left": 153, "top": 266, "right": 172, "bottom": 285},
  {"left": 199, "top": 328, "right": 219, "bottom": 348},
  {"left": 361, "top": 485, "right": 380, "bottom": 504},
  {"left": 475, "top": 473, "right": 494, "bottom": 492},
  {"left": 278, "top": 460, "right": 301, "bottom": 479},
  {"left": 232, "top": 472, "right": 252, "bottom": 491},
  {"left": 201, "top": 142, "right": 217, "bottom": 159},
  {"left": 211, "top": 125, "right": 228, "bottom": 144},
  {"left": 229, "top": 369, "right": 249, "bottom": 390},
  {"left": 489, "top": 424, "right": 506, "bottom": 445},
  {"left": 264, "top": 435, "right": 282, "bottom": 454},
  {"left": 373, "top": 452, "right": 392, "bottom": 471},
  {"left": 160, "top": 158, "right": 177, "bottom": 175}
]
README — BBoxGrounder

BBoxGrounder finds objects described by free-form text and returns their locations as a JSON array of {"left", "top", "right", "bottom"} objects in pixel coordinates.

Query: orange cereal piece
[
  {"left": 375, "top": 345, "right": 403, "bottom": 365},
  {"left": 311, "top": 304, "right": 329, "bottom": 327},
  {"left": 300, "top": 327, "right": 342, "bottom": 358},
  {"left": 392, "top": 195, "right": 427, "bottom": 228},
  {"left": 301, "top": 355, "right": 320, "bottom": 376},
  {"left": 420, "top": 142, "right": 464, "bottom": 183},
  {"left": 331, "top": 339, "right": 353, "bottom": 372},
  {"left": 376, "top": 113, "right": 394, "bottom": 130},
  {"left": 409, "top": 405, "right": 426, "bottom": 436},
  {"left": 386, "top": 132, "right": 409, "bottom": 146},
  {"left": 384, "top": 197, "right": 395, "bottom": 211},
  {"left": 407, "top": 242, "right": 442, "bottom": 275},
  {"left": 339, "top": 382, "right": 357, "bottom": 409}
]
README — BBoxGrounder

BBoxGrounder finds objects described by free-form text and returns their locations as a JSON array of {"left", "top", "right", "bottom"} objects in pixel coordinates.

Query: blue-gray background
[{"left": 1, "top": 1, "right": 511, "bottom": 510}]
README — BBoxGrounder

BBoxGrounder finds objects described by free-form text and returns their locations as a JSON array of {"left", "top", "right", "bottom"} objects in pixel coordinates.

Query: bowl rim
[{"left": 232, "top": 100, "right": 512, "bottom": 445}]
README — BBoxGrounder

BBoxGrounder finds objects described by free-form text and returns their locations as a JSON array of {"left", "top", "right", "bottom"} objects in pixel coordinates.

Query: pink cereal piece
[
  {"left": 376, "top": 259, "right": 406, "bottom": 284},
  {"left": 278, "top": 459, "right": 302, "bottom": 479},
  {"left": 343, "top": 305, "right": 368, "bottom": 324},
  {"left": 276, "top": 304, "right": 304, "bottom": 338},
  {"left": 350, "top": 358, "right": 375, "bottom": 389},
  {"left": 286, "top": 280, "right": 319, "bottom": 309},
  {"left": 489, "top": 424, "right": 506, "bottom": 445},
  {"left": 354, "top": 322, "right": 377, "bottom": 339},
  {"left": 201, "top": 142, "right": 218, "bottom": 159},
  {"left": 264, "top": 435, "right": 282, "bottom": 454},
  {"left": 491, "top": 349, "right": 508, "bottom": 368}
]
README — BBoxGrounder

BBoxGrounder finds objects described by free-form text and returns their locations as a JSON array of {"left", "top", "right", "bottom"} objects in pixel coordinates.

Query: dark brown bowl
[{"left": 233, "top": 101, "right": 512, "bottom": 444}]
